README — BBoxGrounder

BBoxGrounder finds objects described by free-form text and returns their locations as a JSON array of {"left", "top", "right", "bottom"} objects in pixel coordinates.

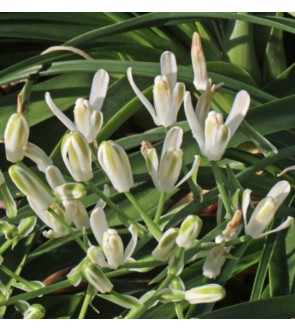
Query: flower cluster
[{"left": 0, "top": 32, "right": 293, "bottom": 319}]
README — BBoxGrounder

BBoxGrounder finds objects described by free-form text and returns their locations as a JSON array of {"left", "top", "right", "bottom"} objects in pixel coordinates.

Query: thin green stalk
[
  {"left": 125, "top": 192, "right": 162, "bottom": 241},
  {"left": 211, "top": 161, "right": 232, "bottom": 219},
  {"left": 0, "top": 239, "right": 14, "bottom": 255},
  {"left": 0, "top": 265, "right": 38, "bottom": 291},
  {"left": 87, "top": 182, "right": 145, "bottom": 234},
  {"left": 78, "top": 284, "right": 96, "bottom": 319},
  {"left": 250, "top": 233, "right": 277, "bottom": 301},
  {"left": 0, "top": 280, "right": 71, "bottom": 308},
  {"left": 154, "top": 192, "right": 166, "bottom": 225},
  {"left": 48, "top": 208, "right": 88, "bottom": 253}
]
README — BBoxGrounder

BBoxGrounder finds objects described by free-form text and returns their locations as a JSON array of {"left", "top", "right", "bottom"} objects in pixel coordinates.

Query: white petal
[
  {"left": 175, "top": 155, "right": 201, "bottom": 188},
  {"left": 225, "top": 90, "right": 250, "bottom": 139},
  {"left": 161, "top": 126, "right": 183, "bottom": 159},
  {"left": 90, "top": 207, "right": 109, "bottom": 247},
  {"left": 158, "top": 149, "right": 183, "bottom": 193},
  {"left": 45, "top": 92, "right": 76, "bottom": 131},
  {"left": 170, "top": 82, "right": 185, "bottom": 124},
  {"left": 257, "top": 216, "right": 294, "bottom": 238},
  {"left": 45, "top": 165, "right": 65, "bottom": 190},
  {"left": 89, "top": 69, "right": 109, "bottom": 112},
  {"left": 202, "top": 244, "right": 226, "bottom": 279},
  {"left": 267, "top": 180, "right": 291, "bottom": 207},
  {"left": 195, "top": 80, "right": 214, "bottom": 126},
  {"left": 184, "top": 92, "right": 205, "bottom": 152},
  {"left": 242, "top": 189, "right": 252, "bottom": 229},
  {"left": 87, "top": 110, "right": 103, "bottom": 142},
  {"left": 23, "top": 142, "right": 53, "bottom": 173},
  {"left": 127, "top": 68, "right": 158, "bottom": 124},
  {"left": 277, "top": 166, "right": 295, "bottom": 177},
  {"left": 153, "top": 76, "right": 172, "bottom": 126},
  {"left": 124, "top": 225, "right": 138, "bottom": 261},
  {"left": 145, "top": 148, "right": 160, "bottom": 189},
  {"left": 87, "top": 245, "right": 109, "bottom": 268},
  {"left": 70, "top": 200, "right": 90, "bottom": 230},
  {"left": 160, "top": 51, "right": 177, "bottom": 89},
  {"left": 245, "top": 197, "right": 276, "bottom": 239}
]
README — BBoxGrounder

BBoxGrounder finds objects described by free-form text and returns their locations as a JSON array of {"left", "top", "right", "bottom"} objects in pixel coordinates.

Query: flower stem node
[
  {"left": 184, "top": 284, "right": 225, "bottom": 304},
  {"left": 9, "top": 165, "right": 52, "bottom": 211},
  {"left": 4, "top": 113, "right": 29, "bottom": 163},
  {"left": 243, "top": 181, "right": 293, "bottom": 239},
  {"left": 98, "top": 141, "right": 134, "bottom": 193},
  {"left": 176, "top": 215, "right": 203, "bottom": 249},
  {"left": 152, "top": 228, "right": 179, "bottom": 262},
  {"left": 61, "top": 131, "right": 93, "bottom": 182}
]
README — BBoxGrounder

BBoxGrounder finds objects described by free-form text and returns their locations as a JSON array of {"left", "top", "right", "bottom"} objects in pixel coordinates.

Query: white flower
[
  {"left": 191, "top": 32, "right": 208, "bottom": 91},
  {"left": 97, "top": 140, "right": 133, "bottom": 193},
  {"left": 9, "top": 165, "right": 52, "bottom": 211},
  {"left": 242, "top": 181, "right": 293, "bottom": 239},
  {"left": 184, "top": 284, "right": 225, "bottom": 304},
  {"left": 82, "top": 263, "right": 113, "bottom": 293},
  {"left": 184, "top": 89, "right": 250, "bottom": 161},
  {"left": 176, "top": 215, "right": 202, "bottom": 249},
  {"left": 61, "top": 131, "right": 93, "bottom": 182},
  {"left": 4, "top": 113, "right": 29, "bottom": 163},
  {"left": 127, "top": 51, "right": 185, "bottom": 127},
  {"left": 152, "top": 228, "right": 179, "bottom": 262},
  {"left": 88, "top": 207, "right": 137, "bottom": 269},
  {"left": 141, "top": 126, "right": 201, "bottom": 193},
  {"left": 45, "top": 69, "right": 109, "bottom": 142}
]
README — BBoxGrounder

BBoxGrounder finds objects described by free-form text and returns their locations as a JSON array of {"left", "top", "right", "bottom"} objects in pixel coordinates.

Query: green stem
[
  {"left": 0, "top": 265, "right": 38, "bottom": 291},
  {"left": 211, "top": 161, "right": 232, "bottom": 219},
  {"left": 0, "top": 280, "right": 71, "bottom": 307},
  {"left": 48, "top": 208, "right": 88, "bottom": 253},
  {"left": 154, "top": 192, "right": 166, "bottom": 225},
  {"left": 87, "top": 182, "right": 145, "bottom": 234},
  {"left": 0, "top": 239, "right": 14, "bottom": 255},
  {"left": 125, "top": 192, "right": 162, "bottom": 241},
  {"left": 78, "top": 284, "right": 96, "bottom": 319}
]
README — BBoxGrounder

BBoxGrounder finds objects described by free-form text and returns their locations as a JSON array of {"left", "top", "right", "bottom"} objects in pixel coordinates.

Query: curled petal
[
  {"left": 45, "top": 92, "right": 76, "bottom": 131},
  {"left": 127, "top": 68, "right": 158, "bottom": 124},
  {"left": 124, "top": 225, "right": 138, "bottom": 261},
  {"left": 24, "top": 142, "right": 52, "bottom": 173}
]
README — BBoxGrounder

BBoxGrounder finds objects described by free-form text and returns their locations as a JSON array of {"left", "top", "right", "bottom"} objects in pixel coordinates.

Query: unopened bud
[
  {"left": 176, "top": 215, "right": 202, "bottom": 249},
  {"left": 152, "top": 228, "right": 179, "bottom": 261},
  {"left": 184, "top": 284, "right": 225, "bottom": 304},
  {"left": 4, "top": 113, "right": 29, "bottom": 162},
  {"left": 82, "top": 263, "right": 113, "bottom": 293}
]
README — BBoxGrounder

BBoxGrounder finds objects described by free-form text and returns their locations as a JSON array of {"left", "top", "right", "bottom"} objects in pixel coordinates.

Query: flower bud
[
  {"left": 82, "top": 263, "right": 113, "bottom": 293},
  {"left": 4, "top": 113, "right": 29, "bottom": 162},
  {"left": 176, "top": 215, "right": 202, "bottom": 249},
  {"left": 61, "top": 131, "right": 93, "bottom": 182},
  {"left": 17, "top": 216, "right": 37, "bottom": 237},
  {"left": 191, "top": 32, "right": 208, "bottom": 91},
  {"left": 9, "top": 165, "right": 52, "bottom": 211},
  {"left": 54, "top": 182, "right": 86, "bottom": 201},
  {"left": 98, "top": 141, "right": 133, "bottom": 193},
  {"left": 152, "top": 228, "right": 179, "bottom": 262},
  {"left": 23, "top": 303, "right": 45, "bottom": 319},
  {"left": 0, "top": 220, "right": 18, "bottom": 240},
  {"left": 184, "top": 284, "right": 225, "bottom": 304}
]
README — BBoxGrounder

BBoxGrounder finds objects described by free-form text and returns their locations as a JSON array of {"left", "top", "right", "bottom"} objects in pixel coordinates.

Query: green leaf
[{"left": 200, "top": 294, "right": 295, "bottom": 318}]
